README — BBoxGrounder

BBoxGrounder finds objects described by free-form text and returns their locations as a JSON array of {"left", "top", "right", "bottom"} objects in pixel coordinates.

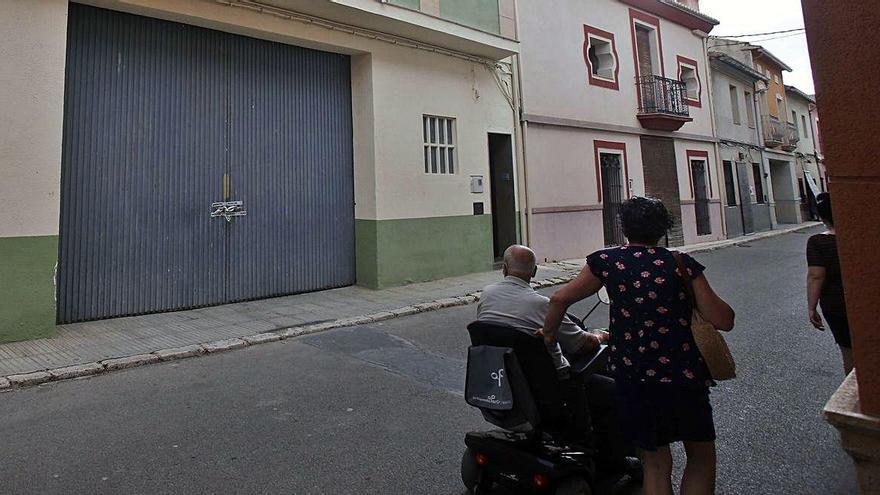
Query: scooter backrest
[{"left": 466, "top": 322, "right": 568, "bottom": 430}]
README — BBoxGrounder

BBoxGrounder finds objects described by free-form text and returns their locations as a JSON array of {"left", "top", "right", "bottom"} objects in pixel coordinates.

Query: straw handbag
[{"left": 673, "top": 253, "right": 737, "bottom": 381}]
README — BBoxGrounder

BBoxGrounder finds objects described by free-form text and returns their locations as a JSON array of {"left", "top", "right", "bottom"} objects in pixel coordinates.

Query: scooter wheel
[
  {"left": 460, "top": 448, "right": 482, "bottom": 491},
  {"left": 555, "top": 476, "right": 592, "bottom": 495}
]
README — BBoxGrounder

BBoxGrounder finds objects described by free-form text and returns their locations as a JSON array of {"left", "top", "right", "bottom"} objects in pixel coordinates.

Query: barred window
[{"left": 423, "top": 115, "right": 456, "bottom": 174}]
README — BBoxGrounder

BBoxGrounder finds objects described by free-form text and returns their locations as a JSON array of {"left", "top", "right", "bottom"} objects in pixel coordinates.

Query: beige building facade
[
  {"left": 710, "top": 38, "right": 806, "bottom": 228},
  {"left": 708, "top": 51, "right": 771, "bottom": 238},
  {"left": 0, "top": 0, "right": 519, "bottom": 340}
]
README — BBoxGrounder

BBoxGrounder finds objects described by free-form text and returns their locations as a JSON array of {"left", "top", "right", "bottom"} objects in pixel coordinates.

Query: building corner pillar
[{"left": 825, "top": 373, "right": 880, "bottom": 494}]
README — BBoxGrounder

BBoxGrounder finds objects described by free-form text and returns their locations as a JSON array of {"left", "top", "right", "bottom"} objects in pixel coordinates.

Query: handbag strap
[{"left": 672, "top": 252, "right": 697, "bottom": 316}]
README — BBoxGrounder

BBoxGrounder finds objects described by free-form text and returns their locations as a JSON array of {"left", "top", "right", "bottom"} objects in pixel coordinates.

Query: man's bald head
[{"left": 503, "top": 245, "right": 538, "bottom": 281}]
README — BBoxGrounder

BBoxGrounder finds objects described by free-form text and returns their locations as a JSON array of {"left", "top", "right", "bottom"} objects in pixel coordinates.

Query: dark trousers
[{"left": 585, "top": 374, "right": 634, "bottom": 471}]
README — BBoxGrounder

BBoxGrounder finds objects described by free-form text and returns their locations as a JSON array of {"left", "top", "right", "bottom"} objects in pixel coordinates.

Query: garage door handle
[{"left": 211, "top": 201, "right": 247, "bottom": 222}]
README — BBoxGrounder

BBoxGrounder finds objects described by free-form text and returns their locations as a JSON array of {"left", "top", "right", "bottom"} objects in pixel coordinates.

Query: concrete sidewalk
[
  {"left": 0, "top": 222, "right": 820, "bottom": 389},
  {"left": 0, "top": 265, "right": 576, "bottom": 387}
]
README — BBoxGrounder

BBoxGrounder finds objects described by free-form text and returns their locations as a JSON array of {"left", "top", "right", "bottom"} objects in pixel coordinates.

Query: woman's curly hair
[{"left": 619, "top": 196, "right": 674, "bottom": 244}]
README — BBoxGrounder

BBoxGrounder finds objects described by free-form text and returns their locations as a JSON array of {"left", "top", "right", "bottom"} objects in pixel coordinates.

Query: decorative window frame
[
  {"left": 593, "top": 140, "right": 630, "bottom": 203},
  {"left": 583, "top": 25, "right": 620, "bottom": 91},
  {"left": 676, "top": 55, "right": 702, "bottom": 108},
  {"left": 629, "top": 9, "right": 665, "bottom": 80},
  {"left": 686, "top": 149, "right": 712, "bottom": 199}
]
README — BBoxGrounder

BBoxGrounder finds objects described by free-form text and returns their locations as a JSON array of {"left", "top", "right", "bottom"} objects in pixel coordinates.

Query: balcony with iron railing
[
  {"left": 762, "top": 116, "right": 800, "bottom": 151},
  {"left": 636, "top": 75, "right": 693, "bottom": 131},
  {"left": 783, "top": 121, "right": 800, "bottom": 151}
]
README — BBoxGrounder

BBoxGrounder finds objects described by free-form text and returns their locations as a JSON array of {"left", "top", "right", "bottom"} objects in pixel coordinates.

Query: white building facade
[
  {"left": 516, "top": 0, "right": 723, "bottom": 262},
  {"left": 786, "top": 85, "right": 826, "bottom": 221}
]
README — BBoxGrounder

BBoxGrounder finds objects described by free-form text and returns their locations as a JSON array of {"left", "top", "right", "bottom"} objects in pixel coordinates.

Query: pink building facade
[{"left": 515, "top": 0, "right": 722, "bottom": 261}]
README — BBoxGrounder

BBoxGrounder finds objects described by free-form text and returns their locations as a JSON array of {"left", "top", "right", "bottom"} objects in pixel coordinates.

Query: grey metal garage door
[{"left": 57, "top": 4, "right": 355, "bottom": 323}]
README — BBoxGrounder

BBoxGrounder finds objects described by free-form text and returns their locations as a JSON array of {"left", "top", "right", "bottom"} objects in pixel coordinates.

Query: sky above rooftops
[{"left": 702, "top": 0, "right": 815, "bottom": 94}]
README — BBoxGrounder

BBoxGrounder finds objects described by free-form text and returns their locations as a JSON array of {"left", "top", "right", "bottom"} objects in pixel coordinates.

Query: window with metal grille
[{"left": 423, "top": 115, "right": 456, "bottom": 174}]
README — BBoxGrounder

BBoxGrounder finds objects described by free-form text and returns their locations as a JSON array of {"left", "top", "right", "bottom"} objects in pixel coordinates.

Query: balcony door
[{"left": 635, "top": 25, "right": 657, "bottom": 77}]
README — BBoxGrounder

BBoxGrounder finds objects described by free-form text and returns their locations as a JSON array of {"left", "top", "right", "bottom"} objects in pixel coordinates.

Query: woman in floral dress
[{"left": 541, "top": 197, "right": 735, "bottom": 495}]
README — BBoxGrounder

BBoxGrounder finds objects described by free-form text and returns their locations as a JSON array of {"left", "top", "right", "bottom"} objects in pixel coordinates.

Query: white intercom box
[{"left": 470, "top": 175, "right": 484, "bottom": 194}]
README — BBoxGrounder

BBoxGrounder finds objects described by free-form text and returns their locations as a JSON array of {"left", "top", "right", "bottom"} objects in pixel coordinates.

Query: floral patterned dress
[{"left": 586, "top": 245, "right": 713, "bottom": 388}]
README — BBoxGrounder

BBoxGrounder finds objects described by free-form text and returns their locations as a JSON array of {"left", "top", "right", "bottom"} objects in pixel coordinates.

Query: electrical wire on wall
[{"left": 488, "top": 61, "right": 515, "bottom": 111}]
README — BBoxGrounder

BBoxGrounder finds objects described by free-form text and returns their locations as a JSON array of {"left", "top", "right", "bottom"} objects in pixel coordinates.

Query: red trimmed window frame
[
  {"left": 583, "top": 25, "right": 620, "bottom": 91},
  {"left": 677, "top": 55, "right": 702, "bottom": 108},
  {"left": 686, "top": 149, "right": 712, "bottom": 199},
  {"left": 628, "top": 8, "right": 665, "bottom": 81},
  {"left": 594, "top": 140, "right": 630, "bottom": 203}
]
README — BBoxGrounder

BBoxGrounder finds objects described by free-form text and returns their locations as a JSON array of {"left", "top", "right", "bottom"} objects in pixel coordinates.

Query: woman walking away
[
  {"left": 540, "top": 197, "right": 735, "bottom": 495},
  {"left": 807, "top": 192, "right": 853, "bottom": 375}
]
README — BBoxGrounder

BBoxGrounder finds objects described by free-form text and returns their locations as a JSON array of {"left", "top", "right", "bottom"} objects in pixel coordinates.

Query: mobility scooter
[{"left": 460, "top": 291, "right": 641, "bottom": 494}]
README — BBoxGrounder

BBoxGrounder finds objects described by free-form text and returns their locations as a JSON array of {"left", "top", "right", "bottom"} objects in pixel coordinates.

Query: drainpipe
[
  {"left": 510, "top": 0, "right": 532, "bottom": 249},
  {"left": 807, "top": 103, "right": 823, "bottom": 190},
  {"left": 511, "top": 54, "right": 531, "bottom": 247},
  {"left": 753, "top": 81, "right": 776, "bottom": 225},
  {"left": 701, "top": 34, "right": 727, "bottom": 239}
]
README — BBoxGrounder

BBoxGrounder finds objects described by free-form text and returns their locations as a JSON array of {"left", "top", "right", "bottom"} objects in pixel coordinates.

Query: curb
[
  {"left": 0, "top": 291, "right": 499, "bottom": 392},
  {"left": 680, "top": 222, "right": 821, "bottom": 255},
  {"left": 0, "top": 223, "right": 819, "bottom": 391}
]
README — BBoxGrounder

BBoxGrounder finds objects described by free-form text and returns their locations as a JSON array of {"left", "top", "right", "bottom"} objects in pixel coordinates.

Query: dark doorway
[
  {"left": 640, "top": 137, "right": 684, "bottom": 246},
  {"left": 488, "top": 134, "right": 517, "bottom": 261},
  {"left": 600, "top": 153, "right": 626, "bottom": 246},
  {"left": 691, "top": 160, "right": 712, "bottom": 236}
]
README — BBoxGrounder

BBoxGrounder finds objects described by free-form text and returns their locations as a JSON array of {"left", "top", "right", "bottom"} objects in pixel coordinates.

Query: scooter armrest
[{"left": 569, "top": 344, "right": 608, "bottom": 376}]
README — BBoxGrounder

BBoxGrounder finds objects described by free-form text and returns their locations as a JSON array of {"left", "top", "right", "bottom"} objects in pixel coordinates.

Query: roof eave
[
  {"left": 619, "top": 0, "right": 719, "bottom": 33},
  {"left": 710, "top": 53, "right": 770, "bottom": 82},
  {"left": 752, "top": 47, "right": 793, "bottom": 72},
  {"left": 785, "top": 85, "right": 816, "bottom": 103}
]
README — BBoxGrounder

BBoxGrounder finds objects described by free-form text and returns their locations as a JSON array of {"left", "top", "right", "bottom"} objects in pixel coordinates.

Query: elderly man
[
  {"left": 476, "top": 245, "right": 635, "bottom": 475},
  {"left": 477, "top": 245, "right": 606, "bottom": 369}
]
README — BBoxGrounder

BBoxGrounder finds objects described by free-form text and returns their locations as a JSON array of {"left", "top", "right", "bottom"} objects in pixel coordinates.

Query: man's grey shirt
[{"left": 476, "top": 276, "right": 589, "bottom": 369}]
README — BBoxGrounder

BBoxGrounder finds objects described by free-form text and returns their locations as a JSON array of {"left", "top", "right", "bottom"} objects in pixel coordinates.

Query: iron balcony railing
[
  {"left": 636, "top": 75, "right": 690, "bottom": 117},
  {"left": 783, "top": 121, "right": 800, "bottom": 150},
  {"left": 762, "top": 116, "right": 785, "bottom": 147},
  {"left": 762, "top": 116, "right": 800, "bottom": 149}
]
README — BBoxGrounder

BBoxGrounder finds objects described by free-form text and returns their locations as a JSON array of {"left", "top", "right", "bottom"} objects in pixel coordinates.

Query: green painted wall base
[
  {"left": 356, "top": 215, "right": 494, "bottom": 289},
  {"left": 0, "top": 236, "right": 58, "bottom": 343}
]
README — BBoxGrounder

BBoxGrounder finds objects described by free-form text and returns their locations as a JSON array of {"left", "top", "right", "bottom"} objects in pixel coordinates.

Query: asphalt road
[{"left": 0, "top": 227, "right": 856, "bottom": 494}]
